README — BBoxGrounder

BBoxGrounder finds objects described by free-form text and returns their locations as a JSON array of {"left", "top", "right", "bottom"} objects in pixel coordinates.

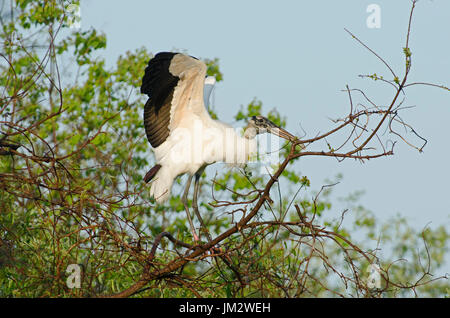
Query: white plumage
[{"left": 149, "top": 117, "right": 257, "bottom": 203}]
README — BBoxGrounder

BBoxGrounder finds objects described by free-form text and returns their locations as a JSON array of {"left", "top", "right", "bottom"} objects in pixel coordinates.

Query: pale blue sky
[{"left": 80, "top": 0, "right": 449, "bottom": 234}]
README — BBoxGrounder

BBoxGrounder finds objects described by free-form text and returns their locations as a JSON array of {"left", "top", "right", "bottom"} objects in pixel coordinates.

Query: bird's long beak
[{"left": 267, "top": 124, "right": 297, "bottom": 142}]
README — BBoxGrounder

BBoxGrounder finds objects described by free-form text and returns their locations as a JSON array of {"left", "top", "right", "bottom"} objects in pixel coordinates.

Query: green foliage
[
  {"left": 403, "top": 47, "right": 412, "bottom": 58},
  {"left": 204, "top": 57, "right": 223, "bottom": 82},
  {"left": 235, "top": 98, "right": 263, "bottom": 122}
]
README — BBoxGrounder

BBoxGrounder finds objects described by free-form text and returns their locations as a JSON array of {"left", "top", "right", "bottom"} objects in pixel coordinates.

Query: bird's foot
[
  {"left": 208, "top": 245, "right": 222, "bottom": 255},
  {"left": 207, "top": 245, "right": 232, "bottom": 262}
]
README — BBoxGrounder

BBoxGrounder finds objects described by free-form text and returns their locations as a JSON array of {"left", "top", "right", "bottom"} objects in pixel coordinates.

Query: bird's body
[
  {"left": 141, "top": 52, "right": 295, "bottom": 240},
  {"left": 150, "top": 115, "right": 257, "bottom": 203}
]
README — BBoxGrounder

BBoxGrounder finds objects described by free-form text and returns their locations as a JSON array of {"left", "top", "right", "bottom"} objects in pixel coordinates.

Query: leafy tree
[{"left": 0, "top": 0, "right": 448, "bottom": 297}]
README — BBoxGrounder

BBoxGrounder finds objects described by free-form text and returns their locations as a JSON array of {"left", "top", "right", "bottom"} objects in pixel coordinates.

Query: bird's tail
[
  {"left": 144, "top": 164, "right": 162, "bottom": 183},
  {"left": 145, "top": 165, "right": 173, "bottom": 204}
]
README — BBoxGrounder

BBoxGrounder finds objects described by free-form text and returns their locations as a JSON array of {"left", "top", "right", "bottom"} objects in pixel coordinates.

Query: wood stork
[{"left": 141, "top": 52, "right": 296, "bottom": 241}]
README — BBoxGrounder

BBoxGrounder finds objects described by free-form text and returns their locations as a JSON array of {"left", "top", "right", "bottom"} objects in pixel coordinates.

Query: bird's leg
[
  {"left": 181, "top": 175, "right": 199, "bottom": 242},
  {"left": 192, "top": 171, "right": 212, "bottom": 243}
]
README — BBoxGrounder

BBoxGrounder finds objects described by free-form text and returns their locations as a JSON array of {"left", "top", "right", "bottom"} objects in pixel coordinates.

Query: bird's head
[{"left": 244, "top": 115, "right": 296, "bottom": 141}]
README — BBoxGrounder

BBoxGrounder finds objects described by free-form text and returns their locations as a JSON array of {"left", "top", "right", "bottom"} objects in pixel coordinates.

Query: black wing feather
[{"left": 141, "top": 52, "right": 180, "bottom": 148}]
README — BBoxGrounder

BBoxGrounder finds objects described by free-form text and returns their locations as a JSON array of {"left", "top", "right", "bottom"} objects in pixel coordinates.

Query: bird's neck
[{"left": 222, "top": 131, "right": 257, "bottom": 165}]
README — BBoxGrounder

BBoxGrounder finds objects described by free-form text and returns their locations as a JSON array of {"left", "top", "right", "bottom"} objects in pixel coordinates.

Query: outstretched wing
[{"left": 141, "top": 52, "right": 207, "bottom": 148}]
